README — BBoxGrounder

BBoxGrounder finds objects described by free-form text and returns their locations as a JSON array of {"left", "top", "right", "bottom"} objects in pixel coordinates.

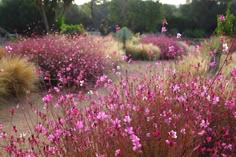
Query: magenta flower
[
  {"left": 161, "top": 27, "right": 167, "bottom": 33},
  {"left": 168, "top": 45, "right": 175, "bottom": 52},
  {"left": 76, "top": 121, "right": 84, "bottom": 130},
  {"left": 125, "top": 126, "right": 134, "bottom": 135},
  {"left": 130, "top": 134, "right": 142, "bottom": 151},
  {"left": 42, "top": 94, "right": 53, "bottom": 103},
  {"left": 124, "top": 115, "right": 132, "bottom": 123},
  {"left": 219, "top": 15, "right": 225, "bottom": 21},
  {"left": 231, "top": 68, "right": 236, "bottom": 77},
  {"left": 115, "top": 149, "right": 121, "bottom": 156},
  {"left": 97, "top": 111, "right": 108, "bottom": 120},
  {"left": 200, "top": 119, "right": 209, "bottom": 128}
]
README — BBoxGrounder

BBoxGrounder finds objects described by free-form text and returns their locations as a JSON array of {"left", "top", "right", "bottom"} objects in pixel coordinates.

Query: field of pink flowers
[{"left": 0, "top": 33, "right": 235, "bottom": 157}]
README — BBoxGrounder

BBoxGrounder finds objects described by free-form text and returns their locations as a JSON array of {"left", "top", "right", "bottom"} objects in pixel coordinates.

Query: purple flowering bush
[
  {"left": 5, "top": 35, "right": 109, "bottom": 89},
  {"left": 0, "top": 63, "right": 235, "bottom": 156},
  {"left": 141, "top": 35, "right": 184, "bottom": 59}
]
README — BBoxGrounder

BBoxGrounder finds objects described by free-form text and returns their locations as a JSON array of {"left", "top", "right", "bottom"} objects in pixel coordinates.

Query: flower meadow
[{"left": 0, "top": 32, "right": 235, "bottom": 157}]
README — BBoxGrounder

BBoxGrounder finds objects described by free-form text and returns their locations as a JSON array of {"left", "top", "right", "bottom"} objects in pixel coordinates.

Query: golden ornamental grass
[{"left": 0, "top": 55, "right": 39, "bottom": 97}]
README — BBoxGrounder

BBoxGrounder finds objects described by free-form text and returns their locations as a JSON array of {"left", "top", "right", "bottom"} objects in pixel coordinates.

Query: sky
[{"left": 74, "top": 0, "right": 186, "bottom": 6}]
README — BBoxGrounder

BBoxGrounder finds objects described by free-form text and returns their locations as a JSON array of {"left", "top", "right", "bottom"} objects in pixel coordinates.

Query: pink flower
[
  {"left": 76, "top": 121, "right": 84, "bottom": 129},
  {"left": 42, "top": 94, "right": 53, "bottom": 103},
  {"left": 168, "top": 130, "right": 177, "bottom": 139},
  {"left": 5, "top": 45, "right": 12, "bottom": 52},
  {"left": 231, "top": 68, "right": 236, "bottom": 77},
  {"left": 124, "top": 115, "right": 131, "bottom": 123},
  {"left": 125, "top": 126, "right": 134, "bottom": 135},
  {"left": 200, "top": 119, "right": 209, "bottom": 128},
  {"left": 177, "top": 33, "right": 181, "bottom": 39},
  {"left": 161, "top": 27, "right": 167, "bottom": 33},
  {"left": 213, "top": 96, "right": 219, "bottom": 104},
  {"left": 222, "top": 43, "right": 228, "bottom": 52},
  {"left": 115, "top": 149, "right": 121, "bottom": 156},
  {"left": 209, "top": 61, "right": 216, "bottom": 67},
  {"left": 112, "top": 118, "right": 121, "bottom": 128},
  {"left": 219, "top": 15, "right": 225, "bottom": 21},
  {"left": 97, "top": 111, "right": 108, "bottom": 120},
  {"left": 130, "top": 134, "right": 142, "bottom": 151},
  {"left": 116, "top": 25, "right": 120, "bottom": 33}
]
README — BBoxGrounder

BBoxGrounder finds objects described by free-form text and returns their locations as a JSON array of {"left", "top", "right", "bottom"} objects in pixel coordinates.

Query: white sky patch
[{"left": 74, "top": 0, "right": 186, "bottom": 6}]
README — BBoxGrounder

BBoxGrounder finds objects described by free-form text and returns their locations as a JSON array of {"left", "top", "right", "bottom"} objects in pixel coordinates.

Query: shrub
[
  {"left": 125, "top": 42, "right": 161, "bottom": 61},
  {"left": 0, "top": 64, "right": 235, "bottom": 156},
  {"left": 6, "top": 35, "right": 109, "bottom": 89},
  {"left": 61, "top": 24, "right": 85, "bottom": 35},
  {"left": 141, "top": 35, "right": 183, "bottom": 59},
  {"left": 0, "top": 55, "right": 38, "bottom": 97},
  {"left": 216, "top": 2, "right": 235, "bottom": 36}
]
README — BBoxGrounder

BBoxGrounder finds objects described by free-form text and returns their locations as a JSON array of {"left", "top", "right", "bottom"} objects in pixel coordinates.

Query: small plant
[{"left": 115, "top": 27, "right": 133, "bottom": 49}]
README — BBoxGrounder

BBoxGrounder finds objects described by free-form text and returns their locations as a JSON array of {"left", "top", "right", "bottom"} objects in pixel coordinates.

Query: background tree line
[{"left": 0, "top": 0, "right": 236, "bottom": 37}]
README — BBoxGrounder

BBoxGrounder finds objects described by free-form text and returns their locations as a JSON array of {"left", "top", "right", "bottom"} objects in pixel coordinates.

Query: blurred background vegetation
[{"left": 0, "top": 0, "right": 235, "bottom": 38}]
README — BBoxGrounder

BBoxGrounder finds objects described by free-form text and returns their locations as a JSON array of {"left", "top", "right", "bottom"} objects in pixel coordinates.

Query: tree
[
  {"left": 0, "top": 0, "right": 43, "bottom": 34},
  {"left": 64, "top": 4, "right": 92, "bottom": 27},
  {"left": 109, "top": 0, "right": 129, "bottom": 27},
  {"left": 34, "top": 0, "right": 74, "bottom": 32},
  {"left": 109, "top": 0, "right": 162, "bottom": 33}
]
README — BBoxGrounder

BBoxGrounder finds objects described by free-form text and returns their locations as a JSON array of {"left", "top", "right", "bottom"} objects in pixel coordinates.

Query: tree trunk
[{"left": 40, "top": 5, "right": 50, "bottom": 33}]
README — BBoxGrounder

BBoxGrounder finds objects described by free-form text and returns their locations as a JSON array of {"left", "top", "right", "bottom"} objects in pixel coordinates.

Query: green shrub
[
  {"left": 216, "top": 2, "right": 235, "bottom": 36},
  {"left": 61, "top": 24, "right": 84, "bottom": 35},
  {"left": 58, "top": 17, "right": 85, "bottom": 35}
]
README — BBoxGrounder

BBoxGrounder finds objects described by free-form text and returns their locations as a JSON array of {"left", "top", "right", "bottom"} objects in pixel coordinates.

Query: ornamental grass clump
[
  {"left": 0, "top": 55, "right": 38, "bottom": 97},
  {"left": 125, "top": 42, "right": 161, "bottom": 61},
  {"left": 6, "top": 35, "right": 109, "bottom": 89},
  {"left": 0, "top": 63, "right": 235, "bottom": 156}
]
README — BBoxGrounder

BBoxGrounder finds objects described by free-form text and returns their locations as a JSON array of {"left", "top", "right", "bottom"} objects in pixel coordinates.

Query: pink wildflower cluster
[
  {"left": 6, "top": 35, "right": 109, "bottom": 89},
  {"left": 0, "top": 63, "right": 235, "bottom": 156},
  {"left": 141, "top": 35, "right": 183, "bottom": 59}
]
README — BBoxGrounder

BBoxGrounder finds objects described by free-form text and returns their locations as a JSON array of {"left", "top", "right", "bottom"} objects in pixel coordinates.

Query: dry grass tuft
[
  {"left": 0, "top": 46, "right": 6, "bottom": 59},
  {"left": 176, "top": 37, "right": 236, "bottom": 78},
  {"left": 0, "top": 55, "right": 39, "bottom": 97},
  {"left": 126, "top": 42, "right": 161, "bottom": 61}
]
